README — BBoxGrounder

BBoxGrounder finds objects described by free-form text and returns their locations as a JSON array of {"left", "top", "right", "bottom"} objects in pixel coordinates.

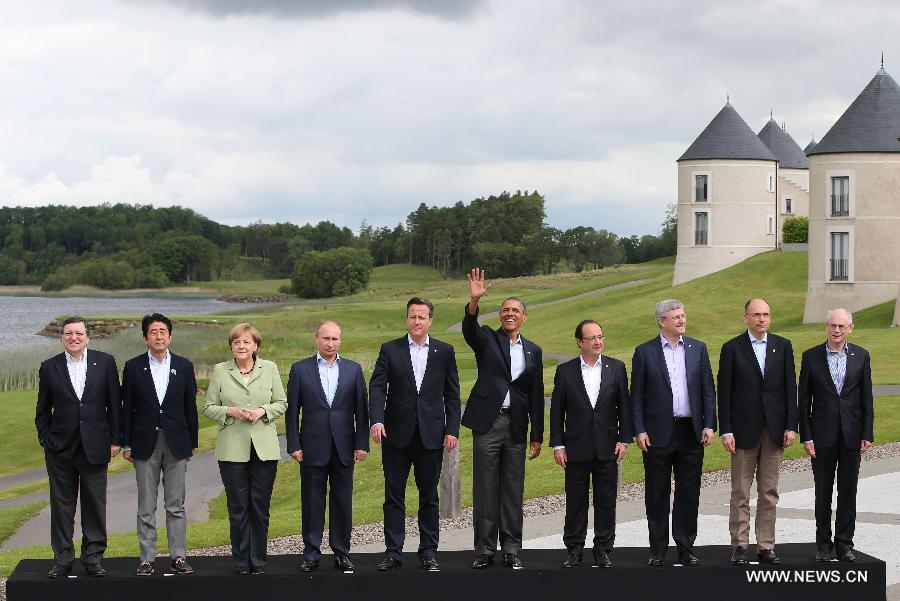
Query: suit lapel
[
  {"left": 569, "top": 359, "right": 593, "bottom": 410},
  {"left": 650, "top": 339, "right": 672, "bottom": 392},
  {"left": 762, "top": 337, "right": 778, "bottom": 381},
  {"left": 738, "top": 334, "right": 764, "bottom": 380},
  {"left": 332, "top": 358, "right": 351, "bottom": 406},
  {"left": 54, "top": 354, "right": 80, "bottom": 402},
  {"left": 141, "top": 353, "right": 161, "bottom": 405},
  {"left": 305, "top": 359, "right": 329, "bottom": 407},
  {"left": 593, "top": 360, "right": 614, "bottom": 410},
  {"left": 396, "top": 337, "right": 418, "bottom": 391},
  {"left": 817, "top": 343, "right": 840, "bottom": 397},
  {"left": 495, "top": 328, "right": 513, "bottom": 378}
]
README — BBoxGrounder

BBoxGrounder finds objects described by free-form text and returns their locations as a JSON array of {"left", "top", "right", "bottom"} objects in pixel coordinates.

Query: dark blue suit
[
  {"left": 630, "top": 335, "right": 716, "bottom": 558},
  {"left": 286, "top": 355, "right": 369, "bottom": 560}
]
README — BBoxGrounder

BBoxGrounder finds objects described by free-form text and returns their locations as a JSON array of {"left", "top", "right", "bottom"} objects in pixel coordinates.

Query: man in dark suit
[
  {"left": 462, "top": 268, "right": 543, "bottom": 570},
  {"left": 631, "top": 299, "right": 715, "bottom": 567},
  {"left": 286, "top": 320, "right": 369, "bottom": 573},
  {"left": 35, "top": 316, "right": 122, "bottom": 578},
  {"left": 369, "top": 298, "right": 461, "bottom": 572},
  {"left": 122, "top": 313, "right": 198, "bottom": 576},
  {"left": 799, "top": 308, "right": 873, "bottom": 563},
  {"left": 550, "top": 319, "right": 629, "bottom": 569},
  {"left": 718, "top": 298, "right": 797, "bottom": 566}
]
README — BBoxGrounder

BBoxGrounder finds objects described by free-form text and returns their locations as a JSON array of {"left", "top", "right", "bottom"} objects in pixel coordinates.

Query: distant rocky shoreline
[
  {"left": 216, "top": 294, "right": 291, "bottom": 304},
  {"left": 38, "top": 318, "right": 222, "bottom": 338}
]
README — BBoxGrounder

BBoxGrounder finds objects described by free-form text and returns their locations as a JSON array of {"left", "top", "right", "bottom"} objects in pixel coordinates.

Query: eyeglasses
[
  {"left": 579, "top": 335, "right": 604, "bottom": 343},
  {"left": 745, "top": 312, "right": 770, "bottom": 319},
  {"left": 827, "top": 323, "right": 851, "bottom": 331}
]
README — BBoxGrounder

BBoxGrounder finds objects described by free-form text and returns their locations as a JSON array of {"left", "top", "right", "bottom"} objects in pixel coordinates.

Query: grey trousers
[
  {"left": 133, "top": 431, "right": 188, "bottom": 561},
  {"left": 472, "top": 414, "right": 526, "bottom": 556}
]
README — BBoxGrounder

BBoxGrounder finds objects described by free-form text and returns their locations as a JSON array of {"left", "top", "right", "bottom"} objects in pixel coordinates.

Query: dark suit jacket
[
  {"left": 35, "top": 349, "right": 122, "bottom": 465},
  {"left": 630, "top": 335, "right": 716, "bottom": 447},
  {"left": 369, "top": 336, "right": 461, "bottom": 450},
  {"left": 549, "top": 356, "right": 631, "bottom": 462},
  {"left": 717, "top": 332, "right": 797, "bottom": 449},
  {"left": 286, "top": 355, "right": 369, "bottom": 467},
  {"left": 122, "top": 352, "right": 199, "bottom": 461},
  {"left": 798, "top": 343, "right": 874, "bottom": 449},
  {"left": 460, "top": 305, "right": 544, "bottom": 444}
]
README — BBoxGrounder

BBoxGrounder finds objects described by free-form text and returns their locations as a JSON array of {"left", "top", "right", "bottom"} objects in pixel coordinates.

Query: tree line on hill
[{"left": 0, "top": 192, "right": 674, "bottom": 296}]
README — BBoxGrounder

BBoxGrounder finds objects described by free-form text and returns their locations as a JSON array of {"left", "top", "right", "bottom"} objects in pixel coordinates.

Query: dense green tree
[{"left": 289, "top": 247, "right": 373, "bottom": 298}]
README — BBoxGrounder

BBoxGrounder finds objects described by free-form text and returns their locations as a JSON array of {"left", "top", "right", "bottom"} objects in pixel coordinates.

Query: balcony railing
[
  {"left": 830, "top": 258, "right": 849, "bottom": 281},
  {"left": 831, "top": 194, "right": 849, "bottom": 216}
]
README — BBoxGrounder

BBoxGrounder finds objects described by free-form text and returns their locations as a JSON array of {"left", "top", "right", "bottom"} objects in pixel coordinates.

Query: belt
[
  {"left": 499, "top": 407, "right": 511, "bottom": 415},
  {"left": 673, "top": 416, "right": 692, "bottom": 423}
]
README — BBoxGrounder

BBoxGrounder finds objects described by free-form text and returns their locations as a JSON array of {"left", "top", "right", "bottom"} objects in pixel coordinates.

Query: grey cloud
[{"left": 148, "top": 0, "right": 484, "bottom": 20}]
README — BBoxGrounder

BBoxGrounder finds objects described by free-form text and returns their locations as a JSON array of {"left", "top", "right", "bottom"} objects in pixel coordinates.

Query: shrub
[
  {"left": 290, "top": 247, "right": 373, "bottom": 298},
  {"left": 782, "top": 216, "right": 809, "bottom": 244},
  {"left": 41, "top": 271, "right": 72, "bottom": 291}
]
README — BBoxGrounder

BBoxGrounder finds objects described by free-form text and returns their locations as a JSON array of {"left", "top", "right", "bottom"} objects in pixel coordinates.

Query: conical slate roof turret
[
  {"left": 804, "top": 138, "right": 818, "bottom": 155},
  {"left": 679, "top": 101, "right": 777, "bottom": 162},
  {"left": 809, "top": 68, "right": 900, "bottom": 155},
  {"left": 757, "top": 118, "right": 809, "bottom": 168}
]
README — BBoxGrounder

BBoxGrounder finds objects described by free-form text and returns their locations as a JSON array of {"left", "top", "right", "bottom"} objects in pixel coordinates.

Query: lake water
[{"left": 0, "top": 295, "right": 232, "bottom": 349}]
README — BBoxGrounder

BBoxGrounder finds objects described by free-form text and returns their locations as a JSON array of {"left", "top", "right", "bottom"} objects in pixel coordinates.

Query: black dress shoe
[
  {"left": 838, "top": 550, "right": 856, "bottom": 562},
  {"left": 504, "top": 553, "right": 524, "bottom": 570},
  {"left": 593, "top": 553, "right": 612, "bottom": 568},
  {"left": 250, "top": 566, "right": 266, "bottom": 575},
  {"left": 757, "top": 549, "right": 781, "bottom": 564},
  {"left": 647, "top": 554, "right": 664, "bottom": 567},
  {"left": 815, "top": 548, "right": 836, "bottom": 562},
  {"left": 377, "top": 556, "right": 402, "bottom": 571},
  {"left": 334, "top": 555, "right": 354, "bottom": 572},
  {"left": 48, "top": 564, "right": 72, "bottom": 578},
  {"left": 84, "top": 563, "right": 107, "bottom": 577},
  {"left": 136, "top": 560, "right": 155, "bottom": 576},
  {"left": 234, "top": 566, "right": 250, "bottom": 575},
  {"left": 729, "top": 546, "right": 748, "bottom": 565},
  {"left": 678, "top": 552, "right": 701, "bottom": 567},
  {"left": 300, "top": 559, "right": 319, "bottom": 572},
  {"left": 561, "top": 550, "right": 583, "bottom": 568},
  {"left": 171, "top": 556, "right": 194, "bottom": 574},
  {"left": 472, "top": 554, "right": 494, "bottom": 569}
]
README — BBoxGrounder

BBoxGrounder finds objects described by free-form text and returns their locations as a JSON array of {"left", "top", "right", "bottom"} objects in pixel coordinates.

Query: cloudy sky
[{"left": 1, "top": 0, "right": 897, "bottom": 235}]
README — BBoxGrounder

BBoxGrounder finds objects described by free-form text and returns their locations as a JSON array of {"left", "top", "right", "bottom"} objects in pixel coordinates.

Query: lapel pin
[
  {"left": 171, "top": 368, "right": 177, "bottom": 375},
  {"left": 93, "top": 362, "right": 97, "bottom": 366},
  {"left": 143, "top": 367, "right": 148, "bottom": 371},
  {"left": 687, "top": 344, "right": 692, "bottom": 348}
]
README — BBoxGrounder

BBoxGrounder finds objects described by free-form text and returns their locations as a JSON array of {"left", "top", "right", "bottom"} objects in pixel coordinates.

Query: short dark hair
[
  {"left": 61, "top": 316, "right": 89, "bottom": 336},
  {"left": 574, "top": 319, "right": 602, "bottom": 339},
  {"left": 502, "top": 296, "right": 527, "bottom": 313},
  {"left": 407, "top": 297, "right": 434, "bottom": 318},
  {"left": 743, "top": 297, "right": 768, "bottom": 313},
  {"left": 142, "top": 313, "right": 173, "bottom": 337}
]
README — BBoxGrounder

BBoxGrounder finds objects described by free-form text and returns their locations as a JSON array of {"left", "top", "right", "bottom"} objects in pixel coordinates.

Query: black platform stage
[{"left": 7, "top": 545, "right": 886, "bottom": 601}]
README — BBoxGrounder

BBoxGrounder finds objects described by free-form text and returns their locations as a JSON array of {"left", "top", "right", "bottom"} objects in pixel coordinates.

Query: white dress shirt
[
  {"left": 148, "top": 351, "right": 171, "bottom": 405},
  {"left": 408, "top": 334, "right": 430, "bottom": 393},
  {"left": 503, "top": 336, "right": 525, "bottom": 409},
  {"left": 66, "top": 349, "right": 88, "bottom": 400}
]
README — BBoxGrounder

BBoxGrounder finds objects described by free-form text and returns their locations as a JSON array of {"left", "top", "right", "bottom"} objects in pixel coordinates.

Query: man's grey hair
[
  {"left": 824, "top": 308, "right": 853, "bottom": 325},
  {"left": 655, "top": 299, "right": 684, "bottom": 322}
]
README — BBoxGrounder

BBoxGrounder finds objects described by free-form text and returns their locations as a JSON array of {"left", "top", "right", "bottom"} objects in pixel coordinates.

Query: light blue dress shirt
[
  {"left": 748, "top": 330, "right": 767, "bottom": 374},
  {"left": 317, "top": 353, "right": 340, "bottom": 405}
]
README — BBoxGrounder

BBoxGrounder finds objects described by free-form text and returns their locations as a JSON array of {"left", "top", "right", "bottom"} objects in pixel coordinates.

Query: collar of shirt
[
  {"left": 659, "top": 333, "right": 684, "bottom": 349},
  {"left": 408, "top": 334, "right": 430, "bottom": 349},
  {"left": 825, "top": 343, "right": 849, "bottom": 357},
  {"left": 509, "top": 336, "right": 523, "bottom": 348},
  {"left": 147, "top": 350, "right": 171, "bottom": 367},
  {"left": 65, "top": 349, "right": 87, "bottom": 366},
  {"left": 579, "top": 355, "right": 602, "bottom": 370},
  {"left": 747, "top": 330, "right": 768, "bottom": 344},
  {"left": 316, "top": 352, "right": 340, "bottom": 366}
]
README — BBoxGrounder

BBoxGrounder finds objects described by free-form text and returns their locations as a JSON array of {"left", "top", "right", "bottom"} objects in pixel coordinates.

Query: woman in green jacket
[{"left": 203, "top": 323, "right": 287, "bottom": 575}]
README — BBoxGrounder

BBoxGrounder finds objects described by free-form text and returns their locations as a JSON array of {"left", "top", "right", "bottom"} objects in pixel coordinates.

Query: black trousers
[
  {"left": 44, "top": 444, "right": 108, "bottom": 567},
  {"left": 382, "top": 429, "right": 443, "bottom": 559},
  {"left": 300, "top": 441, "right": 354, "bottom": 560},
  {"left": 563, "top": 458, "right": 618, "bottom": 554},
  {"left": 218, "top": 445, "right": 278, "bottom": 569},
  {"left": 472, "top": 414, "right": 526, "bottom": 556},
  {"left": 642, "top": 419, "right": 704, "bottom": 557},
  {"left": 811, "top": 441, "right": 861, "bottom": 554}
]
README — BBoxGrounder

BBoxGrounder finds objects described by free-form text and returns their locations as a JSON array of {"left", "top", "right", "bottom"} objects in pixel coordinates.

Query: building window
[
  {"left": 830, "top": 232, "right": 849, "bottom": 281},
  {"left": 831, "top": 176, "right": 849, "bottom": 216},
  {"left": 767, "top": 215, "right": 775, "bottom": 235},
  {"left": 767, "top": 174, "right": 775, "bottom": 193},
  {"left": 694, "top": 212, "right": 708, "bottom": 245},
  {"left": 785, "top": 198, "right": 792, "bottom": 213},
  {"left": 694, "top": 175, "right": 708, "bottom": 202}
]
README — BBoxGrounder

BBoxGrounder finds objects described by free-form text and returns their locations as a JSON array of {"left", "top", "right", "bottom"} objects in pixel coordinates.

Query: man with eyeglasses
[
  {"left": 799, "top": 308, "right": 873, "bottom": 563},
  {"left": 550, "top": 320, "right": 630, "bottom": 569},
  {"left": 630, "top": 299, "right": 715, "bottom": 567},
  {"left": 717, "top": 299, "right": 797, "bottom": 566},
  {"left": 35, "top": 316, "right": 122, "bottom": 578}
]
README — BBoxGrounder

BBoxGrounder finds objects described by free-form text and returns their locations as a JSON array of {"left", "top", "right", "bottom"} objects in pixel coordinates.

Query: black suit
[
  {"left": 461, "top": 305, "right": 543, "bottom": 557},
  {"left": 798, "top": 342, "right": 873, "bottom": 555},
  {"left": 35, "top": 349, "right": 122, "bottom": 568},
  {"left": 287, "top": 355, "right": 369, "bottom": 560},
  {"left": 549, "top": 356, "right": 630, "bottom": 554},
  {"left": 718, "top": 332, "right": 797, "bottom": 550},
  {"left": 369, "top": 336, "right": 460, "bottom": 560},
  {"left": 122, "top": 353, "right": 199, "bottom": 460},
  {"left": 630, "top": 335, "right": 715, "bottom": 558}
]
